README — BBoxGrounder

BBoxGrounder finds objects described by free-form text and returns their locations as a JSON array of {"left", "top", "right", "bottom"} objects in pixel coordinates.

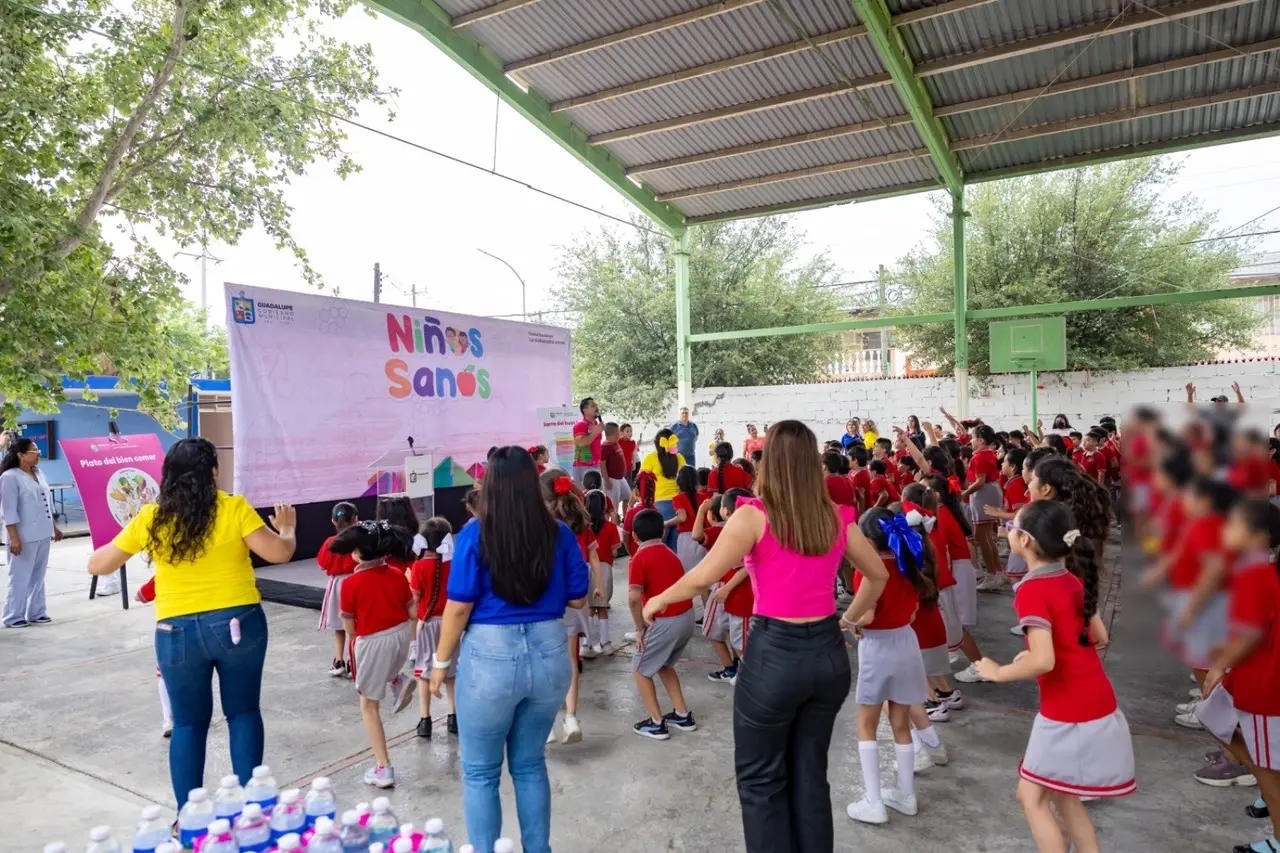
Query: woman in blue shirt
[{"left": 429, "top": 445, "right": 589, "bottom": 853}]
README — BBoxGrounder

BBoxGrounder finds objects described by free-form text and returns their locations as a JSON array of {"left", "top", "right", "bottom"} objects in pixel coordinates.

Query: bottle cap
[
  {"left": 314, "top": 817, "right": 334, "bottom": 836},
  {"left": 424, "top": 818, "right": 444, "bottom": 834},
  {"left": 355, "top": 802, "right": 371, "bottom": 815},
  {"left": 276, "top": 833, "right": 301, "bottom": 851},
  {"left": 220, "top": 775, "right": 240, "bottom": 788},
  {"left": 251, "top": 765, "right": 271, "bottom": 778},
  {"left": 310, "top": 776, "right": 331, "bottom": 791},
  {"left": 241, "top": 803, "right": 263, "bottom": 820},
  {"left": 372, "top": 796, "right": 391, "bottom": 812},
  {"left": 155, "top": 844, "right": 178, "bottom": 853},
  {"left": 141, "top": 806, "right": 162, "bottom": 821},
  {"left": 398, "top": 823, "right": 415, "bottom": 836},
  {"left": 279, "top": 788, "right": 301, "bottom": 804},
  {"left": 494, "top": 840, "right": 516, "bottom": 853},
  {"left": 89, "top": 827, "right": 111, "bottom": 842},
  {"left": 341, "top": 810, "right": 360, "bottom": 826},
  {"left": 209, "top": 819, "right": 231, "bottom": 835},
  {"left": 368, "top": 844, "right": 385, "bottom": 853},
  {"left": 43, "top": 844, "right": 67, "bottom": 853},
  {"left": 187, "top": 787, "right": 208, "bottom": 802},
  {"left": 392, "top": 839, "right": 413, "bottom": 853}
]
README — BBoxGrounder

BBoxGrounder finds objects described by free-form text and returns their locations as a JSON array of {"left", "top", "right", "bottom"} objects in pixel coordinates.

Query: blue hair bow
[{"left": 878, "top": 513, "right": 924, "bottom": 574}]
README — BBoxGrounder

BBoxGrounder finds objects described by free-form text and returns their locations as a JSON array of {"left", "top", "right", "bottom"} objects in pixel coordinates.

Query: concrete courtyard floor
[{"left": 0, "top": 537, "right": 1268, "bottom": 852}]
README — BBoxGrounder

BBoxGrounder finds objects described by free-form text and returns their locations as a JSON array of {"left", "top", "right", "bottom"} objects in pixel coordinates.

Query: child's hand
[
  {"left": 698, "top": 498, "right": 713, "bottom": 515},
  {"left": 974, "top": 657, "right": 1002, "bottom": 682},
  {"left": 983, "top": 505, "right": 1001, "bottom": 517},
  {"left": 641, "top": 596, "right": 665, "bottom": 624},
  {"left": 1203, "top": 667, "right": 1225, "bottom": 697},
  {"left": 134, "top": 589, "right": 147, "bottom": 604},
  {"left": 714, "top": 585, "right": 732, "bottom": 603},
  {"left": 429, "top": 667, "right": 447, "bottom": 698}
]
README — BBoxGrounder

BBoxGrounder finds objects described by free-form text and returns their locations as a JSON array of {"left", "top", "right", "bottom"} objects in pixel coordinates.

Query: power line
[{"left": 1, "top": 0, "right": 666, "bottom": 237}]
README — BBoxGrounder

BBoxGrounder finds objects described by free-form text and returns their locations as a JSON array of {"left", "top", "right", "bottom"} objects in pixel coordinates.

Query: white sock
[
  {"left": 917, "top": 725, "right": 941, "bottom": 749},
  {"left": 157, "top": 675, "right": 172, "bottom": 723},
  {"left": 598, "top": 616, "right": 610, "bottom": 646},
  {"left": 896, "top": 744, "right": 916, "bottom": 798},
  {"left": 858, "top": 741, "right": 881, "bottom": 804},
  {"left": 911, "top": 728, "right": 923, "bottom": 750},
  {"left": 587, "top": 615, "right": 599, "bottom": 646}
]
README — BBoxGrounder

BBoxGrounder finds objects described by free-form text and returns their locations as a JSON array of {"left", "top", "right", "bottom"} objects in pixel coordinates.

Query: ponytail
[
  {"left": 1070, "top": 534, "right": 1100, "bottom": 647},
  {"left": 924, "top": 474, "right": 972, "bottom": 537},
  {"left": 585, "top": 489, "right": 607, "bottom": 535}
]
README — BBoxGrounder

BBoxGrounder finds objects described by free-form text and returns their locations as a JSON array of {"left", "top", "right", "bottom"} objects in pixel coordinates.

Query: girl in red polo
[
  {"left": 962, "top": 425, "right": 1004, "bottom": 590},
  {"left": 624, "top": 472, "right": 657, "bottom": 557},
  {"left": 671, "top": 466, "right": 704, "bottom": 571},
  {"left": 409, "top": 517, "right": 455, "bottom": 740},
  {"left": 975, "top": 500, "right": 1134, "bottom": 853},
  {"left": 583, "top": 489, "right": 622, "bottom": 657},
  {"left": 318, "top": 501, "right": 359, "bottom": 678}
]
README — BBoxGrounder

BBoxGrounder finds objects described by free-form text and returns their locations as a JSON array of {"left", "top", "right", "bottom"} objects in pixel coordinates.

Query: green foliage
[
  {"left": 555, "top": 218, "right": 843, "bottom": 420},
  {"left": 0, "top": 0, "right": 391, "bottom": 426},
  {"left": 892, "top": 159, "right": 1262, "bottom": 376}
]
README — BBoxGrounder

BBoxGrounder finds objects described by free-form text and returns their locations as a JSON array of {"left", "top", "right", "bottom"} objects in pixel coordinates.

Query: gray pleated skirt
[
  {"left": 855, "top": 625, "right": 927, "bottom": 706},
  {"left": 1019, "top": 710, "right": 1136, "bottom": 798}
]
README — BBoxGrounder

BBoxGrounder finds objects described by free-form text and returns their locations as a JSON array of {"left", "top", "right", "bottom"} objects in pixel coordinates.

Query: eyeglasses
[{"left": 1004, "top": 520, "right": 1024, "bottom": 534}]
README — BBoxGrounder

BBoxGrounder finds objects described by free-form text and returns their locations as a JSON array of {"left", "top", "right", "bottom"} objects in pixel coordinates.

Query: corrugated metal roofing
[{"left": 406, "top": 0, "right": 1280, "bottom": 223}]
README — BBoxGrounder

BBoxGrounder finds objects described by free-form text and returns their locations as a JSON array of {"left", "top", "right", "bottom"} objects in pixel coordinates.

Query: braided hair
[
  {"left": 711, "top": 441, "right": 735, "bottom": 493},
  {"left": 1015, "top": 500, "right": 1100, "bottom": 645},
  {"left": 418, "top": 516, "right": 453, "bottom": 616},
  {"left": 1031, "top": 456, "right": 1111, "bottom": 544}
]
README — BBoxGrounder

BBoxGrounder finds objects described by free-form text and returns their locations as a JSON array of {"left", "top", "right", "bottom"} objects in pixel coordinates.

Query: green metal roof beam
[
  {"left": 688, "top": 312, "right": 955, "bottom": 343},
  {"left": 968, "top": 284, "right": 1280, "bottom": 320},
  {"left": 849, "top": 0, "right": 963, "bottom": 196},
  {"left": 364, "top": 0, "right": 687, "bottom": 234}
]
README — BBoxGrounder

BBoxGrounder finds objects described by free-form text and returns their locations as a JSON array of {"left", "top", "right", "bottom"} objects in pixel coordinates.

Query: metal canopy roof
[{"left": 371, "top": 0, "right": 1280, "bottom": 231}]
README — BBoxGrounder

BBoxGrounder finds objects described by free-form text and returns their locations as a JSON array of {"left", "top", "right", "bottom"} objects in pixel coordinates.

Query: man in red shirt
[
  {"left": 627, "top": 510, "right": 696, "bottom": 741},
  {"left": 600, "top": 422, "right": 631, "bottom": 512},
  {"left": 572, "top": 397, "right": 605, "bottom": 490},
  {"left": 823, "top": 450, "right": 856, "bottom": 508}
]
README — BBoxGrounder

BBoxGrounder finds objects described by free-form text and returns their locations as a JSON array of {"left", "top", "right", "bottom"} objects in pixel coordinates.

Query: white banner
[{"left": 226, "top": 283, "right": 572, "bottom": 506}]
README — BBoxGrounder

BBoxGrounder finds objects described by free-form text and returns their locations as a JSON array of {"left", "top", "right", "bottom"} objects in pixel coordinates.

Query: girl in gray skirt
[{"left": 975, "top": 500, "right": 1134, "bottom": 853}]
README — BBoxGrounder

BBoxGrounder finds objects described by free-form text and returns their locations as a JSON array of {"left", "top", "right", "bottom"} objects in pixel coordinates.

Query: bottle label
[
  {"left": 179, "top": 827, "right": 205, "bottom": 849},
  {"left": 249, "top": 796, "right": 276, "bottom": 813}
]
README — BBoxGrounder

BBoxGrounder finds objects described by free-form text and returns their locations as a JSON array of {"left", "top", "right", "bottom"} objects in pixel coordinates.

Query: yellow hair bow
[{"left": 659, "top": 435, "right": 679, "bottom": 452}]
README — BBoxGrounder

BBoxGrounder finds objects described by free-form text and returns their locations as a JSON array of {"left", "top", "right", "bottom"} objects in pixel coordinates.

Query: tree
[
  {"left": 0, "top": 0, "right": 392, "bottom": 426},
  {"left": 891, "top": 159, "right": 1261, "bottom": 376},
  {"left": 555, "top": 217, "right": 843, "bottom": 420}
]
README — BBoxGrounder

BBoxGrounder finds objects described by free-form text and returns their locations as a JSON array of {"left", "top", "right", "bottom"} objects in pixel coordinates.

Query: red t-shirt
[
  {"left": 600, "top": 441, "right": 627, "bottom": 480},
  {"left": 849, "top": 468, "right": 871, "bottom": 509},
  {"left": 1003, "top": 476, "right": 1030, "bottom": 513},
  {"left": 1073, "top": 450, "right": 1105, "bottom": 484},
  {"left": 593, "top": 522, "right": 621, "bottom": 565},
  {"left": 409, "top": 555, "right": 451, "bottom": 620},
  {"left": 317, "top": 535, "right": 357, "bottom": 577},
  {"left": 1159, "top": 496, "right": 1186, "bottom": 554},
  {"left": 723, "top": 567, "right": 755, "bottom": 617},
  {"left": 937, "top": 505, "right": 971, "bottom": 561},
  {"left": 575, "top": 527, "right": 598, "bottom": 562},
  {"left": 825, "top": 474, "right": 856, "bottom": 507},
  {"left": 708, "top": 463, "right": 752, "bottom": 494},
  {"left": 1124, "top": 432, "right": 1152, "bottom": 485},
  {"left": 617, "top": 437, "right": 637, "bottom": 471},
  {"left": 339, "top": 564, "right": 412, "bottom": 636},
  {"left": 696, "top": 488, "right": 712, "bottom": 508},
  {"left": 895, "top": 466, "right": 916, "bottom": 493},
  {"left": 913, "top": 602, "right": 947, "bottom": 650},
  {"left": 628, "top": 542, "right": 693, "bottom": 618},
  {"left": 572, "top": 419, "right": 601, "bottom": 468},
  {"left": 1224, "top": 556, "right": 1280, "bottom": 715},
  {"left": 967, "top": 448, "right": 999, "bottom": 486},
  {"left": 702, "top": 524, "right": 723, "bottom": 553},
  {"left": 1168, "top": 514, "right": 1225, "bottom": 590},
  {"left": 868, "top": 475, "right": 900, "bottom": 506},
  {"left": 1100, "top": 441, "right": 1121, "bottom": 483},
  {"left": 1014, "top": 567, "right": 1118, "bottom": 723},
  {"left": 854, "top": 555, "right": 919, "bottom": 630},
  {"left": 672, "top": 493, "right": 697, "bottom": 534},
  {"left": 623, "top": 504, "right": 648, "bottom": 555},
  {"left": 1229, "top": 457, "right": 1273, "bottom": 494}
]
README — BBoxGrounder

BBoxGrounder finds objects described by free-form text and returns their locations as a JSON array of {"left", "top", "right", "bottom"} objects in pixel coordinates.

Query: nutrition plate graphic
[{"left": 106, "top": 468, "right": 160, "bottom": 526}]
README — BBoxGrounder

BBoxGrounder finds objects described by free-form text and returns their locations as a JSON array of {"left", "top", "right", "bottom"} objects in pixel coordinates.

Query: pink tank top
[{"left": 741, "top": 497, "right": 858, "bottom": 619}]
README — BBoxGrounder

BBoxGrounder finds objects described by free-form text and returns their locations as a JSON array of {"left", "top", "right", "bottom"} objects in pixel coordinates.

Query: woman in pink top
[{"left": 644, "top": 420, "right": 889, "bottom": 853}]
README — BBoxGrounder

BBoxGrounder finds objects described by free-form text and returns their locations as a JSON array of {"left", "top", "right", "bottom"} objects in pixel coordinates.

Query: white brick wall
[{"left": 632, "top": 360, "right": 1280, "bottom": 450}]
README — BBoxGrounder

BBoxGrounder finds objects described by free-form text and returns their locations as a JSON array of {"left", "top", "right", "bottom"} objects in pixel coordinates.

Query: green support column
[
  {"left": 673, "top": 229, "right": 693, "bottom": 410},
  {"left": 952, "top": 191, "right": 969, "bottom": 417}
]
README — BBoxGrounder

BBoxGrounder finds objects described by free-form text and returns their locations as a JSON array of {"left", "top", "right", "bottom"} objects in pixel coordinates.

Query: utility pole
[
  {"left": 877, "top": 264, "right": 890, "bottom": 378},
  {"left": 373, "top": 262, "right": 382, "bottom": 303},
  {"left": 175, "top": 244, "right": 223, "bottom": 324},
  {"left": 410, "top": 283, "right": 418, "bottom": 307}
]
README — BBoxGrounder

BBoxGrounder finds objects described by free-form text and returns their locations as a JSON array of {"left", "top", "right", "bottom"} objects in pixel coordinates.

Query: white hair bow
[
  {"left": 1062, "top": 529, "right": 1082, "bottom": 546},
  {"left": 904, "top": 509, "right": 936, "bottom": 533}
]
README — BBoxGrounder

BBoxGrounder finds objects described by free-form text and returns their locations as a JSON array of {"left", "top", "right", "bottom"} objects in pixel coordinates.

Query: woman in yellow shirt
[
  {"left": 88, "top": 438, "right": 298, "bottom": 808},
  {"left": 639, "top": 429, "right": 686, "bottom": 549}
]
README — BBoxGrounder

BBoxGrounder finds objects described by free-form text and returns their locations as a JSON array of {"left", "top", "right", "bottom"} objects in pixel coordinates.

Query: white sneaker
[
  {"left": 597, "top": 642, "right": 617, "bottom": 656},
  {"left": 954, "top": 663, "right": 990, "bottom": 683},
  {"left": 977, "top": 574, "right": 1007, "bottom": 592},
  {"left": 847, "top": 796, "right": 888, "bottom": 825},
  {"left": 1175, "top": 701, "right": 1200, "bottom": 715},
  {"left": 942, "top": 690, "right": 965, "bottom": 709},
  {"left": 1175, "top": 710, "right": 1205, "bottom": 730},
  {"left": 1009, "top": 624, "right": 1024, "bottom": 635},
  {"left": 624, "top": 631, "right": 638, "bottom": 642},
  {"left": 561, "top": 715, "right": 583, "bottom": 744},
  {"left": 921, "top": 740, "right": 949, "bottom": 767},
  {"left": 162, "top": 719, "right": 173, "bottom": 739},
  {"left": 926, "top": 703, "right": 951, "bottom": 723},
  {"left": 1189, "top": 686, "right": 1203, "bottom": 700},
  {"left": 881, "top": 787, "right": 919, "bottom": 816},
  {"left": 580, "top": 644, "right": 599, "bottom": 660},
  {"left": 96, "top": 580, "right": 121, "bottom": 597},
  {"left": 914, "top": 747, "right": 935, "bottom": 775},
  {"left": 947, "top": 650, "right": 962, "bottom": 665}
]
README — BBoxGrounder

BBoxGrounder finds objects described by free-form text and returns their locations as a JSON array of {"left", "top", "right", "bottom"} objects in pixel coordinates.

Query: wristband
[{"left": 432, "top": 655, "right": 452, "bottom": 670}]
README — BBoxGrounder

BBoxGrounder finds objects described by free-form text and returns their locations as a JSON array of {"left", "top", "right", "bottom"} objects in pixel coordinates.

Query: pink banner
[
  {"left": 58, "top": 434, "right": 165, "bottom": 549},
  {"left": 226, "top": 284, "right": 573, "bottom": 506}
]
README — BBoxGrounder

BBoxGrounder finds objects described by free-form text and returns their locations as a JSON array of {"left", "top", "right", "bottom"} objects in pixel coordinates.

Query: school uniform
[
  {"left": 409, "top": 555, "right": 453, "bottom": 679},
  {"left": 913, "top": 600, "right": 950, "bottom": 677},
  {"left": 629, "top": 541, "right": 695, "bottom": 677},
  {"left": 700, "top": 528, "right": 731, "bottom": 643},
  {"left": 1197, "top": 552, "right": 1280, "bottom": 769},
  {"left": 1014, "top": 563, "right": 1136, "bottom": 798},
  {"left": 966, "top": 449, "right": 1003, "bottom": 526},
  {"left": 317, "top": 535, "right": 357, "bottom": 631},
  {"left": 590, "top": 521, "right": 621, "bottom": 609},
  {"left": 564, "top": 528, "right": 597, "bottom": 639},
  {"left": 852, "top": 559, "right": 927, "bottom": 706},
  {"left": 938, "top": 506, "right": 978, "bottom": 628},
  {"left": 340, "top": 561, "right": 413, "bottom": 701},
  {"left": 1002, "top": 476, "right": 1030, "bottom": 578},
  {"left": 722, "top": 568, "right": 754, "bottom": 652},
  {"left": 1162, "top": 514, "right": 1230, "bottom": 670},
  {"left": 671, "top": 493, "right": 705, "bottom": 571}
]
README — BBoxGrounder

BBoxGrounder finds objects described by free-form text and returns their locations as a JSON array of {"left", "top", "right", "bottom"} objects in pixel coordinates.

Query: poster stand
[{"left": 80, "top": 433, "right": 155, "bottom": 610}]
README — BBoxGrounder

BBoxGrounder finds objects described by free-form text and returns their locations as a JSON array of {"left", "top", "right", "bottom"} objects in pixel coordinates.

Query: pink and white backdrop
[{"left": 225, "top": 283, "right": 572, "bottom": 507}]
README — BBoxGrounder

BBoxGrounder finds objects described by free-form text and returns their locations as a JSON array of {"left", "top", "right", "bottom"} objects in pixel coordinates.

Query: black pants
[{"left": 733, "top": 615, "right": 852, "bottom": 853}]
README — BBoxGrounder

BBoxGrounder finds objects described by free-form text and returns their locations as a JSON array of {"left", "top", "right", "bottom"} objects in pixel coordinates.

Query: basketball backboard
[{"left": 989, "top": 316, "right": 1067, "bottom": 373}]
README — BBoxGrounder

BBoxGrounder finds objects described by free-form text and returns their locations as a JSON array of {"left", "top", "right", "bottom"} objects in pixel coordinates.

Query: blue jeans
[
  {"left": 156, "top": 603, "right": 268, "bottom": 807},
  {"left": 655, "top": 499, "right": 678, "bottom": 550},
  {"left": 456, "top": 620, "right": 571, "bottom": 853}
]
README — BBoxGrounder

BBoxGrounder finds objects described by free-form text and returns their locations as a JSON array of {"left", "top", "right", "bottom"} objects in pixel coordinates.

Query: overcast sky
[{"left": 155, "top": 9, "right": 1280, "bottom": 326}]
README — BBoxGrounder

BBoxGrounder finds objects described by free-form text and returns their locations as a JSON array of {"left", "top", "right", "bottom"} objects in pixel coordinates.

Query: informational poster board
[
  {"left": 58, "top": 434, "right": 165, "bottom": 549},
  {"left": 404, "top": 453, "right": 435, "bottom": 498},
  {"left": 538, "top": 406, "right": 580, "bottom": 470},
  {"left": 226, "top": 283, "right": 572, "bottom": 506}
]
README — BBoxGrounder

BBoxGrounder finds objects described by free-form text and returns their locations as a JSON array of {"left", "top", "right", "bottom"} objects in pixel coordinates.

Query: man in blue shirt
[{"left": 670, "top": 407, "right": 699, "bottom": 466}]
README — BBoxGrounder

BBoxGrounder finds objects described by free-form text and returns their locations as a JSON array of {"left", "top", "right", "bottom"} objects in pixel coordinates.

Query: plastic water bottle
[
  {"left": 394, "top": 824, "right": 422, "bottom": 853},
  {"left": 200, "top": 819, "right": 237, "bottom": 853},
  {"left": 273, "top": 834, "right": 302, "bottom": 853},
  {"left": 243, "top": 767, "right": 278, "bottom": 814},
  {"left": 367, "top": 845, "right": 385, "bottom": 853},
  {"left": 338, "top": 810, "right": 368, "bottom": 853},
  {"left": 131, "top": 806, "right": 170, "bottom": 853},
  {"left": 493, "top": 841, "right": 515, "bottom": 853},
  {"left": 44, "top": 843, "right": 67, "bottom": 853},
  {"left": 86, "top": 826, "right": 122, "bottom": 853},
  {"left": 178, "top": 789, "right": 215, "bottom": 850},
  {"left": 268, "top": 790, "right": 305, "bottom": 841},
  {"left": 214, "top": 776, "right": 245, "bottom": 822},
  {"left": 420, "top": 819, "right": 450, "bottom": 853},
  {"left": 367, "top": 798, "right": 398, "bottom": 845},
  {"left": 391, "top": 839, "right": 413, "bottom": 853},
  {"left": 304, "top": 777, "right": 337, "bottom": 827},
  {"left": 306, "top": 817, "right": 342, "bottom": 853},
  {"left": 353, "top": 803, "right": 371, "bottom": 826},
  {"left": 233, "top": 804, "right": 271, "bottom": 853}
]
